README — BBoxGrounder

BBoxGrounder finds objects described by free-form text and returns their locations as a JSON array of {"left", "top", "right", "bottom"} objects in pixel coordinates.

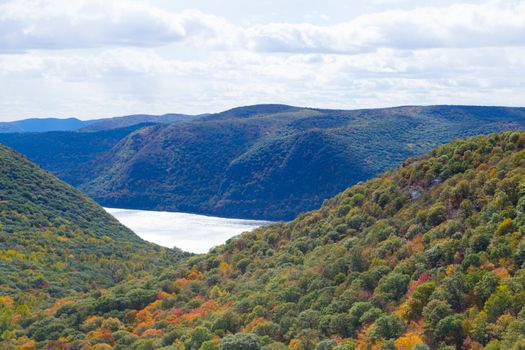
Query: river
[{"left": 105, "top": 208, "right": 271, "bottom": 254}]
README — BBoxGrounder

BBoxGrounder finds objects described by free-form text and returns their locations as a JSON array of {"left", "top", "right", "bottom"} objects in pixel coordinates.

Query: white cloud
[
  {"left": 1, "top": 0, "right": 525, "bottom": 53},
  {"left": 1, "top": 45, "right": 524, "bottom": 118},
  {"left": 0, "top": 0, "right": 239, "bottom": 52},
  {"left": 247, "top": 1, "right": 525, "bottom": 53}
]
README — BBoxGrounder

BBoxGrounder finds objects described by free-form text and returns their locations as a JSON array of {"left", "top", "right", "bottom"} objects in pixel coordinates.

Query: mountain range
[{"left": 1, "top": 104, "right": 525, "bottom": 220}]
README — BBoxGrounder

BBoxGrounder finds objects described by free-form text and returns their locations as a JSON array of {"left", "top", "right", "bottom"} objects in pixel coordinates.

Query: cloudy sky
[{"left": 0, "top": 0, "right": 524, "bottom": 120}]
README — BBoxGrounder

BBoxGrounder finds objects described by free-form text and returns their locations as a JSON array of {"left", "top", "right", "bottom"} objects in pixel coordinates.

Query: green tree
[
  {"left": 422, "top": 300, "right": 453, "bottom": 329},
  {"left": 484, "top": 285, "right": 513, "bottom": 322},
  {"left": 405, "top": 282, "right": 435, "bottom": 320},
  {"left": 368, "top": 315, "right": 404, "bottom": 341},
  {"left": 188, "top": 327, "right": 213, "bottom": 350},
  {"left": 377, "top": 273, "right": 410, "bottom": 301},
  {"left": 434, "top": 314, "right": 464, "bottom": 347},
  {"left": 219, "top": 333, "right": 263, "bottom": 350}
]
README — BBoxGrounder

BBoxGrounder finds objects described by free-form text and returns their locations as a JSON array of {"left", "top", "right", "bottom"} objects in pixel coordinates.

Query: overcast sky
[{"left": 0, "top": 0, "right": 524, "bottom": 120}]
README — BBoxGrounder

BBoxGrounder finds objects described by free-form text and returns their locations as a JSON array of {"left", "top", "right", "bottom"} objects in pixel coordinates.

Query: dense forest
[
  {"left": 0, "top": 144, "right": 186, "bottom": 339},
  {"left": 3, "top": 131, "right": 525, "bottom": 349},
  {"left": 2, "top": 105, "right": 525, "bottom": 220}
]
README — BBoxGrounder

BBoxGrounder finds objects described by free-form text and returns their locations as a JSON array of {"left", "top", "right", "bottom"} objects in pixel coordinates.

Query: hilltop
[{"left": 7, "top": 132, "right": 525, "bottom": 349}]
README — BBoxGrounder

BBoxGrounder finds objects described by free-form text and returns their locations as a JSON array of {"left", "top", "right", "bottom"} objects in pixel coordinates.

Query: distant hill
[
  {"left": 200, "top": 104, "right": 304, "bottom": 120},
  {"left": 9, "top": 132, "right": 525, "bottom": 349},
  {"left": 0, "top": 117, "right": 95, "bottom": 133},
  {"left": 0, "top": 113, "right": 199, "bottom": 134},
  {"left": 0, "top": 144, "right": 185, "bottom": 303},
  {"left": 79, "top": 113, "right": 200, "bottom": 132},
  {"left": 1, "top": 105, "right": 525, "bottom": 220}
]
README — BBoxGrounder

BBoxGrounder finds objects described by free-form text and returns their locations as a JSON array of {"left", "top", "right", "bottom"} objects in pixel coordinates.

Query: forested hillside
[
  {"left": 6, "top": 132, "right": 525, "bottom": 349},
  {"left": 0, "top": 145, "right": 185, "bottom": 327},
  {"left": 1, "top": 105, "right": 525, "bottom": 220}
]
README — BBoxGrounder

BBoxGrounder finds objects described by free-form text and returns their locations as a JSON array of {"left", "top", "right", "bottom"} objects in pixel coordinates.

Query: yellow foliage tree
[
  {"left": 218, "top": 262, "right": 232, "bottom": 277},
  {"left": 209, "top": 285, "right": 223, "bottom": 299},
  {"left": 18, "top": 340, "right": 37, "bottom": 350},
  {"left": 395, "top": 332, "right": 423, "bottom": 349}
]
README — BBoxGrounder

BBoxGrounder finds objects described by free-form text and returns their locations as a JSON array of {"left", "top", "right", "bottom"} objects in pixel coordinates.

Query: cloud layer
[
  {"left": 249, "top": 2, "right": 525, "bottom": 53},
  {"left": 2, "top": 0, "right": 524, "bottom": 53},
  {"left": 0, "top": 1, "right": 240, "bottom": 52},
  {"left": 0, "top": 0, "right": 524, "bottom": 119}
]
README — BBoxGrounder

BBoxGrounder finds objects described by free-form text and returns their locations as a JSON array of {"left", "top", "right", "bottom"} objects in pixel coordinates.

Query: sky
[{"left": 0, "top": 0, "right": 524, "bottom": 120}]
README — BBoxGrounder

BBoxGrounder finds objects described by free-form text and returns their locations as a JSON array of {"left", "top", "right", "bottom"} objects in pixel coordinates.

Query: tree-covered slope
[
  {"left": 9, "top": 132, "right": 525, "bottom": 349},
  {"left": 0, "top": 144, "right": 184, "bottom": 306}
]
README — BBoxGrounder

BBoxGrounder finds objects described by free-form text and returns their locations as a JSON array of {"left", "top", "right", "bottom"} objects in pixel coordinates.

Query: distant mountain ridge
[
  {"left": 78, "top": 113, "right": 200, "bottom": 132},
  {"left": 0, "top": 117, "right": 95, "bottom": 133},
  {"left": 1, "top": 104, "right": 525, "bottom": 220},
  {"left": 200, "top": 104, "right": 305, "bottom": 120},
  {"left": 0, "top": 112, "right": 200, "bottom": 133}
]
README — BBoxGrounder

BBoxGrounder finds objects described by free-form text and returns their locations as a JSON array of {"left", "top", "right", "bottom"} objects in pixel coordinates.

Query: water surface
[{"left": 105, "top": 208, "right": 271, "bottom": 254}]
